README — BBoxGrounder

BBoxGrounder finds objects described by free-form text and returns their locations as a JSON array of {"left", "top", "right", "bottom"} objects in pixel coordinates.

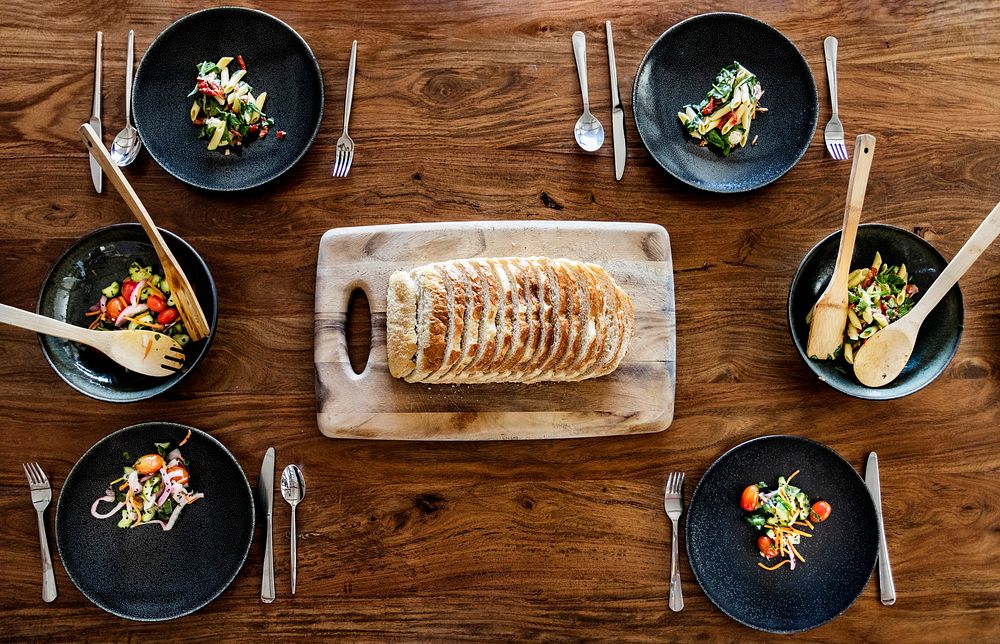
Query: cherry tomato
[
  {"left": 106, "top": 296, "right": 127, "bottom": 321},
  {"left": 166, "top": 464, "right": 190, "bottom": 485},
  {"left": 134, "top": 454, "right": 165, "bottom": 475},
  {"left": 157, "top": 308, "right": 178, "bottom": 325},
  {"left": 740, "top": 485, "right": 760, "bottom": 512},
  {"left": 757, "top": 535, "right": 779, "bottom": 559},
  {"left": 147, "top": 294, "right": 166, "bottom": 313},
  {"left": 121, "top": 279, "right": 138, "bottom": 303},
  {"left": 810, "top": 500, "right": 832, "bottom": 523}
]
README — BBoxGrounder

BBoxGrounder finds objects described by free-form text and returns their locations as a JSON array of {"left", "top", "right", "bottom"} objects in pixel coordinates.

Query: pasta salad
[{"left": 677, "top": 62, "right": 765, "bottom": 156}]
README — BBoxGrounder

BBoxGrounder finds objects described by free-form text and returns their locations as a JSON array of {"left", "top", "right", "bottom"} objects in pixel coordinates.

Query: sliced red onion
[
  {"left": 91, "top": 496, "right": 123, "bottom": 519},
  {"left": 139, "top": 473, "right": 155, "bottom": 483},
  {"left": 128, "top": 470, "right": 141, "bottom": 494},
  {"left": 99, "top": 295, "right": 108, "bottom": 315},
  {"left": 115, "top": 302, "right": 148, "bottom": 327},
  {"left": 130, "top": 279, "right": 147, "bottom": 306},
  {"left": 155, "top": 485, "right": 171, "bottom": 506}
]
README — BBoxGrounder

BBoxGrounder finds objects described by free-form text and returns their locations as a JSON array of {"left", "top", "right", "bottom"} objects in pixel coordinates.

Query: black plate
[
  {"left": 133, "top": 7, "right": 324, "bottom": 190},
  {"left": 37, "top": 223, "right": 218, "bottom": 403},
  {"left": 633, "top": 13, "right": 817, "bottom": 192},
  {"left": 686, "top": 435, "right": 878, "bottom": 633},
  {"left": 56, "top": 422, "right": 254, "bottom": 621},
  {"left": 788, "top": 224, "right": 963, "bottom": 400}
]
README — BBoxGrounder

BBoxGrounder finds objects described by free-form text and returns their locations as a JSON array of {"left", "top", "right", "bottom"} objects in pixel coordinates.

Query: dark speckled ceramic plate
[
  {"left": 133, "top": 7, "right": 324, "bottom": 190},
  {"left": 37, "top": 223, "right": 217, "bottom": 403},
  {"left": 686, "top": 435, "right": 878, "bottom": 634},
  {"left": 56, "top": 422, "right": 254, "bottom": 621},
  {"left": 788, "top": 224, "right": 963, "bottom": 399},
  {"left": 633, "top": 13, "right": 817, "bottom": 192}
]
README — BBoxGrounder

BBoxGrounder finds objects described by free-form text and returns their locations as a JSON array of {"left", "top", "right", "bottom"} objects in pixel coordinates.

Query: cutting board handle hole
[{"left": 345, "top": 287, "right": 372, "bottom": 375}]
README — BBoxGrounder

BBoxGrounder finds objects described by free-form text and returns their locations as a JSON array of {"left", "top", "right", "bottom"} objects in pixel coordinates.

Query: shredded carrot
[
  {"left": 179, "top": 429, "right": 192, "bottom": 447},
  {"left": 88, "top": 316, "right": 104, "bottom": 330},
  {"left": 118, "top": 481, "right": 129, "bottom": 491},
  {"left": 84, "top": 310, "right": 102, "bottom": 317},
  {"left": 143, "top": 337, "right": 153, "bottom": 359},
  {"left": 786, "top": 469, "right": 800, "bottom": 484},
  {"left": 788, "top": 541, "right": 806, "bottom": 563},
  {"left": 805, "top": 519, "right": 814, "bottom": 530},
  {"left": 758, "top": 560, "right": 791, "bottom": 571}
]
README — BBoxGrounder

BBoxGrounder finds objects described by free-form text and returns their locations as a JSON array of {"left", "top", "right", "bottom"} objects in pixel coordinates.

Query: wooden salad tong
[{"left": 79, "top": 123, "right": 211, "bottom": 341}]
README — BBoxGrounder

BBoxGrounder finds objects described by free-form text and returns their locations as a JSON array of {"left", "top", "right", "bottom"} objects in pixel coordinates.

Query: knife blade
[
  {"left": 606, "top": 21, "right": 626, "bottom": 181},
  {"left": 89, "top": 31, "right": 103, "bottom": 194},
  {"left": 865, "top": 452, "right": 896, "bottom": 605},
  {"left": 259, "top": 447, "right": 275, "bottom": 603}
]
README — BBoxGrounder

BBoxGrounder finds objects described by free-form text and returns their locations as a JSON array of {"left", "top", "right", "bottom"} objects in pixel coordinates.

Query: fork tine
[
  {"left": 23, "top": 463, "right": 34, "bottom": 485},
  {"left": 334, "top": 149, "right": 344, "bottom": 177},
  {"left": 677, "top": 471, "right": 685, "bottom": 492},
  {"left": 34, "top": 463, "right": 48, "bottom": 485},
  {"left": 344, "top": 150, "right": 354, "bottom": 176}
]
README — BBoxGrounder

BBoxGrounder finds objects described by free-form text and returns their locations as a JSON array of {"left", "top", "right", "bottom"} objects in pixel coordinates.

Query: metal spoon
[
  {"left": 110, "top": 30, "right": 142, "bottom": 166},
  {"left": 280, "top": 464, "right": 306, "bottom": 594},
  {"left": 571, "top": 31, "right": 604, "bottom": 152}
]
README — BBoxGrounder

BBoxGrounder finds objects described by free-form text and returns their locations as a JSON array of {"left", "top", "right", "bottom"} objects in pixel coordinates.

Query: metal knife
[
  {"left": 259, "top": 447, "right": 275, "bottom": 603},
  {"left": 865, "top": 452, "right": 896, "bottom": 605},
  {"left": 606, "top": 21, "right": 626, "bottom": 181},
  {"left": 89, "top": 31, "right": 103, "bottom": 194}
]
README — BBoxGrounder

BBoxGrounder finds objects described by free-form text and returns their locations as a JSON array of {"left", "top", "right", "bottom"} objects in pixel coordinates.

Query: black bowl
[
  {"left": 37, "top": 223, "right": 218, "bottom": 402},
  {"left": 686, "top": 435, "right": 878, "bottom": 633},
  {"left": 56, "top": 421, "right": 254, "bottom": 621},
  {"left": 633, "top": 13, "right": 817, "bottom": 192},
  {"left": 133, "top": 7, "right": 324, "bottom": 190},
  {"left": 788, "top": 224, "right": 963, "bottom": 399}
]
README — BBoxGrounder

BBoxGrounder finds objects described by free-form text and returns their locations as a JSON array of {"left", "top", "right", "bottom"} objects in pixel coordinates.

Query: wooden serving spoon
[
  {"left": 0, "top": 303, "right": 185, "bottom": 377},
  {"left": 806, "top": 134, "right": 876, "bottom": 360},
  {"left": 853, "top": 200, "right": 1000, "bottom": 387},
  {"left": 78, "top": 123, "right": 211, "bottom": 342}
]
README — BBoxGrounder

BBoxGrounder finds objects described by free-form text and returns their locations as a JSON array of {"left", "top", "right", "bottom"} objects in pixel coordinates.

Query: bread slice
[
  {"left": 558, "top": 259, "right": 603, "bottom": 379},
  {"left": 448, "top": 259, "right": 483, "bottom": 376},
  {"left": 518, "top": 258, "right": 550, "bottom": 378},
  {"left": 517, "top": 258, "right": 543, "bottom": 374},
  {"left": 496, "top": 259, "right": 530, "bottom": 376},
  {"left": 574, "top": 264, "right": 622, "bottom": 381},
  {"left": 386, "top": 270, "right": 418, "bottom": 379},
  {"left": 403, "top": 266, "right": 449, "bottom": 382},
  {"left": 523, "top": 259, "right": 565, "bottom": 382},
  {"left": 426, "top": 262, "right": 467, "bottom": 381},
  {"left": 548, "top": 260, "right": 582, "bottom": 376},
  {"left": 591, "top": 278, "right": 634, "bottom": 378},
  {"left": 459, "top": 258, "right": 499, "bottom": 378}
]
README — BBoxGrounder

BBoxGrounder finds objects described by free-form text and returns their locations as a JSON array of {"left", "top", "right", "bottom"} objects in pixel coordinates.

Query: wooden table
[{"left": 1, "top": 1, "right": 998, "bottom": 640}]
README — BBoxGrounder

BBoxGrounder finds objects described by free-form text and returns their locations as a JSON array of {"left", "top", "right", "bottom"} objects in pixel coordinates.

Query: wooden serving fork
[{"left": 79, "top": 123, "right": 211, "bottom": 341}]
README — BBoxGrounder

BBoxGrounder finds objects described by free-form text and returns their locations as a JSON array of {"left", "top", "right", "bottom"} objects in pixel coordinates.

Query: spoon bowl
[
  {"left": 111, "top": 126, "right": 142, "bottom": 166},
  {"left": 574, "top": 112, "right": 605, "bottom": 152}
]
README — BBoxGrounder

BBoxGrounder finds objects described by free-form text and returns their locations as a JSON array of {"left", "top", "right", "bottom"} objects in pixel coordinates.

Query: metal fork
[
  {"left": 332, "top": 40, "right": 358, "bottom": 177},
  {"left": 823, "top": 36, "right": 848, "bottom": 160},
  {"left": 23, "top": 463, "right": 57, "bottom": 602},
  {"left": 664, "top": 471, "right": 685, "bottom": 612}
]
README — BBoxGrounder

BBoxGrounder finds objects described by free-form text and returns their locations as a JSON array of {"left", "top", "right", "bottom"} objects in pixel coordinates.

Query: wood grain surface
[
  {"left": 315, "top": 221, "right": 675, "bottom": 440},
  {"left": 1, "top": 0, "right": 998, "bottom": 640}
]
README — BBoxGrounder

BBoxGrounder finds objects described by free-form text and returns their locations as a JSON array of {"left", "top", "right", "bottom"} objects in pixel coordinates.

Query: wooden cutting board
[{"left": 314, "top": 221, "right": 675, "bottom": 440}]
